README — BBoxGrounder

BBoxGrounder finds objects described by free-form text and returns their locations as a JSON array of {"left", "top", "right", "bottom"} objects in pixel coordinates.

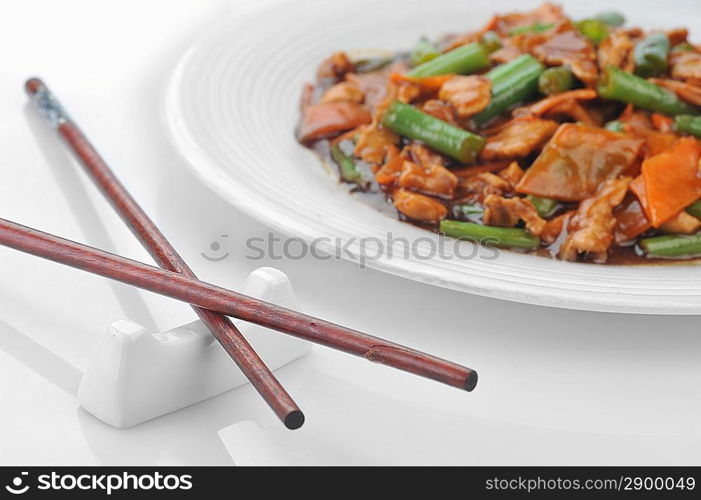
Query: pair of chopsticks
[{"left": 9, "top": 78, "right": 478, "bottom": 430}]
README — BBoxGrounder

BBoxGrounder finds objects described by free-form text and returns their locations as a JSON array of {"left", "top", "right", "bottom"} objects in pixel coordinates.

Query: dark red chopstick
[
  {"left": 0, "top": 217, "right": 478, "bottom": 391},
  {"left": 25, "top": 78, "right": 304, "bottom": 430}
]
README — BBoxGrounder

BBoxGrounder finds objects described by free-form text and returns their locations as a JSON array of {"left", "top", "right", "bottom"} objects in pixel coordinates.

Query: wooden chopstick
[
  {"left": 25, "top": 78, "right": 304, "bottom": 430},
  {"left": 0, "top": 217, "right": 478, "bottom": 391}
]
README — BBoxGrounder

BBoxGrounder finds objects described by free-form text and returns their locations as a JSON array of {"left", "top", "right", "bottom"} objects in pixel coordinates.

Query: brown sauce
[{"left": 311, "top": 140, "right": 701, "bottom": 266}]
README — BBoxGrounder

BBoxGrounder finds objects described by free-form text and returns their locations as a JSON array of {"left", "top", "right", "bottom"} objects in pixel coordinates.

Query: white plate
[{"left": 164, "top": 0, "right": 701, "bottom": 314}]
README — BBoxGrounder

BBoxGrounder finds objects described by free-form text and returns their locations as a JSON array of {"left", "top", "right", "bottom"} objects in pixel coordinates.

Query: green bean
[
  {"left": 481, "top": 31, "right": 502, "bottom": 54},
  {"left": 331, "top": 142, "right": 364, "bottom": 184},
  {"left": 639, "top": 233, "right": 701, "bottom": 258},
  {"left": 485, "top": 52, "right": 534, "bottom": 84},
  {"left": 473, "top": 54, "right": 546, "bottom": 127},
  {"left": 634, "top": 33, "right": 670, "bottom": 78},
  {"left": 605, "top": 120, "right": 624, "bottom": 132},
  {"left": 674, "top": 115, "right": 701, "bottom": 138},
  {"left": 527, "top": 195, "right": 558, "bottom": 217},
  {"left": 382, "top": 101, "right": 485, "bottom": 163},
  {"left": 509, "top": 22, "right": 554, "bottom": 36},
  {"left": 440, "top": 220, "right": 541, "bottom": 249},
  {"left": 595, "top": 10, "right": 625, "bottom": 27},
  {"left": 538, "top": 66, "right": 575, "bottom": 95},
  {"left": 410, "top": 37, "right": 440, "bottom": 67},
  {"left": 407, "top": 42, "right": 489, "bottom": 78},
  {"left": 576, "top": 19, "right": 609, "bottom": 44},
  {"left": 685, "top": 200, "right": 701, "bottom": 220},
  {"left": 485, "top": 54, "right": 545, "bottom": 99},
  {"left": 597, "top": 67, "right": 697, "bottom": 116}
]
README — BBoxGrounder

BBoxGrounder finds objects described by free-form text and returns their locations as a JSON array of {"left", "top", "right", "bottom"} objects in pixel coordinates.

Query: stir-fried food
[{"left": 296, "top": 3, "right": 701, "bottom": 263}]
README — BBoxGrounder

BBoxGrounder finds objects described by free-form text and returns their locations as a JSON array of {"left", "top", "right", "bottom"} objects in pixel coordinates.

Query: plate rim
[{"left": 161, "top": 0, "right": 701, "bottom": 315}]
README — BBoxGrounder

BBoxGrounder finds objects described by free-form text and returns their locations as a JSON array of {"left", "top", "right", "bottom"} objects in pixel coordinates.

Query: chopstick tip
[
  {"left": 284, "top": 410, "right": 305, "bottom": 430},
  {"left": 25, "top": 77, "right": 46, "bottom": 96},
  {"left": 464, "top": 370, "right": 478, "bottom": 392}
]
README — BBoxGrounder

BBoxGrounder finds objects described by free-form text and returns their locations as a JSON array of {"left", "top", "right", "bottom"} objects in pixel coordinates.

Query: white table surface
[{"left": 1, "top": 0, "right": 700, "bottom": 466}]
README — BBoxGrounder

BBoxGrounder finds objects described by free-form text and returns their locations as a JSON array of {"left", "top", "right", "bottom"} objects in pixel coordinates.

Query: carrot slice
[
  {"left": 641, "top": 137, "right": 701, "bottom": 227},
  {"left": 645, "top": 132, "right": 679, "bottom": 158}
]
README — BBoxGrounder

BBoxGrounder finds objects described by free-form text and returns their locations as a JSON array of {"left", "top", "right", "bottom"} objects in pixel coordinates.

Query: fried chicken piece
[
  {"left": 498, "top": 161, "right": 525, "bottom": 187},
  {"left": 392, "top": 189, "right": 447, "bottom": 223},
  {"left": 660, "top": 210, "right": 701, "bottom": 235},
  {"left": 666, "top": 27, "right": 689, "bottom": 46},
  {"left": 354, "top": 123, "right": 399, "bottom": 164},
  {"left": 420, "top": 99, "right": 459, "bottom": 126},
  {"left": 483, "top": 194, "right": 547, "bottom": 236},
  {"left": 671, "top": 51, "right": 701, "bottom": 81},
  {"left": 531, "top": 29, "right": 599, "bottom": 86},
  {"left": 481, "top": 118, "right": 558, "bottom": 161},
  {"left": 488, "top": 3, "right": 567, "bottom": 36},
  {"left": 541, "top": 211, "right": 572, "bottom": 245},
  {"left": 395, "top": 81, "right": 421, "bottom": 104},
  {"left": 438, "top": 75, "right": 492, "bottom": 118},
  {"left": 317, "top": 52, "right": 354, "bottom": 81},
  {"left": 459, "top": 172, "right": 512, "bottom": 203},
  {"left": 346, "top": 65, "right": 398, "bottom": 111},
  {"left": 398, "top": 161, "right": 458, "bottom": 198},
  {"left": 598, "top": 30, "right": 634, "bottom": 72},
  {"left": 407, "top": 143, "right": 446, "bottom": 167},
  {"left": 320, "top": 81, "right": 364, "bottom": 104},
  {"left": 559, "top": 177, "right": 632, "bottom": 263},
  {"left": 375, "top": 151, "right": 406, "bottom": 186},
  {"left": 490, "top": 44, "right": 523, "bottom": 64}
]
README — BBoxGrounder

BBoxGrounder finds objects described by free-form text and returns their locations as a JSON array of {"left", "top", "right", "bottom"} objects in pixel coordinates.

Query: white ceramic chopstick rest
[{"left": 77, "top": 267, "right": 311, "bottom": 428}]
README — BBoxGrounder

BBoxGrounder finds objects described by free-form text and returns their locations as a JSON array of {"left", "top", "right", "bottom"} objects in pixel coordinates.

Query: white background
[{"left": 0, "top": 0, "right": 700, "bottom": 465}]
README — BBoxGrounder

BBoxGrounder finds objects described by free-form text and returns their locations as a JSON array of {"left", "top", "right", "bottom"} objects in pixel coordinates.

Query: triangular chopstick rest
[{"left": 77, "top": 267, "right": 311, "bottom": 428}]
